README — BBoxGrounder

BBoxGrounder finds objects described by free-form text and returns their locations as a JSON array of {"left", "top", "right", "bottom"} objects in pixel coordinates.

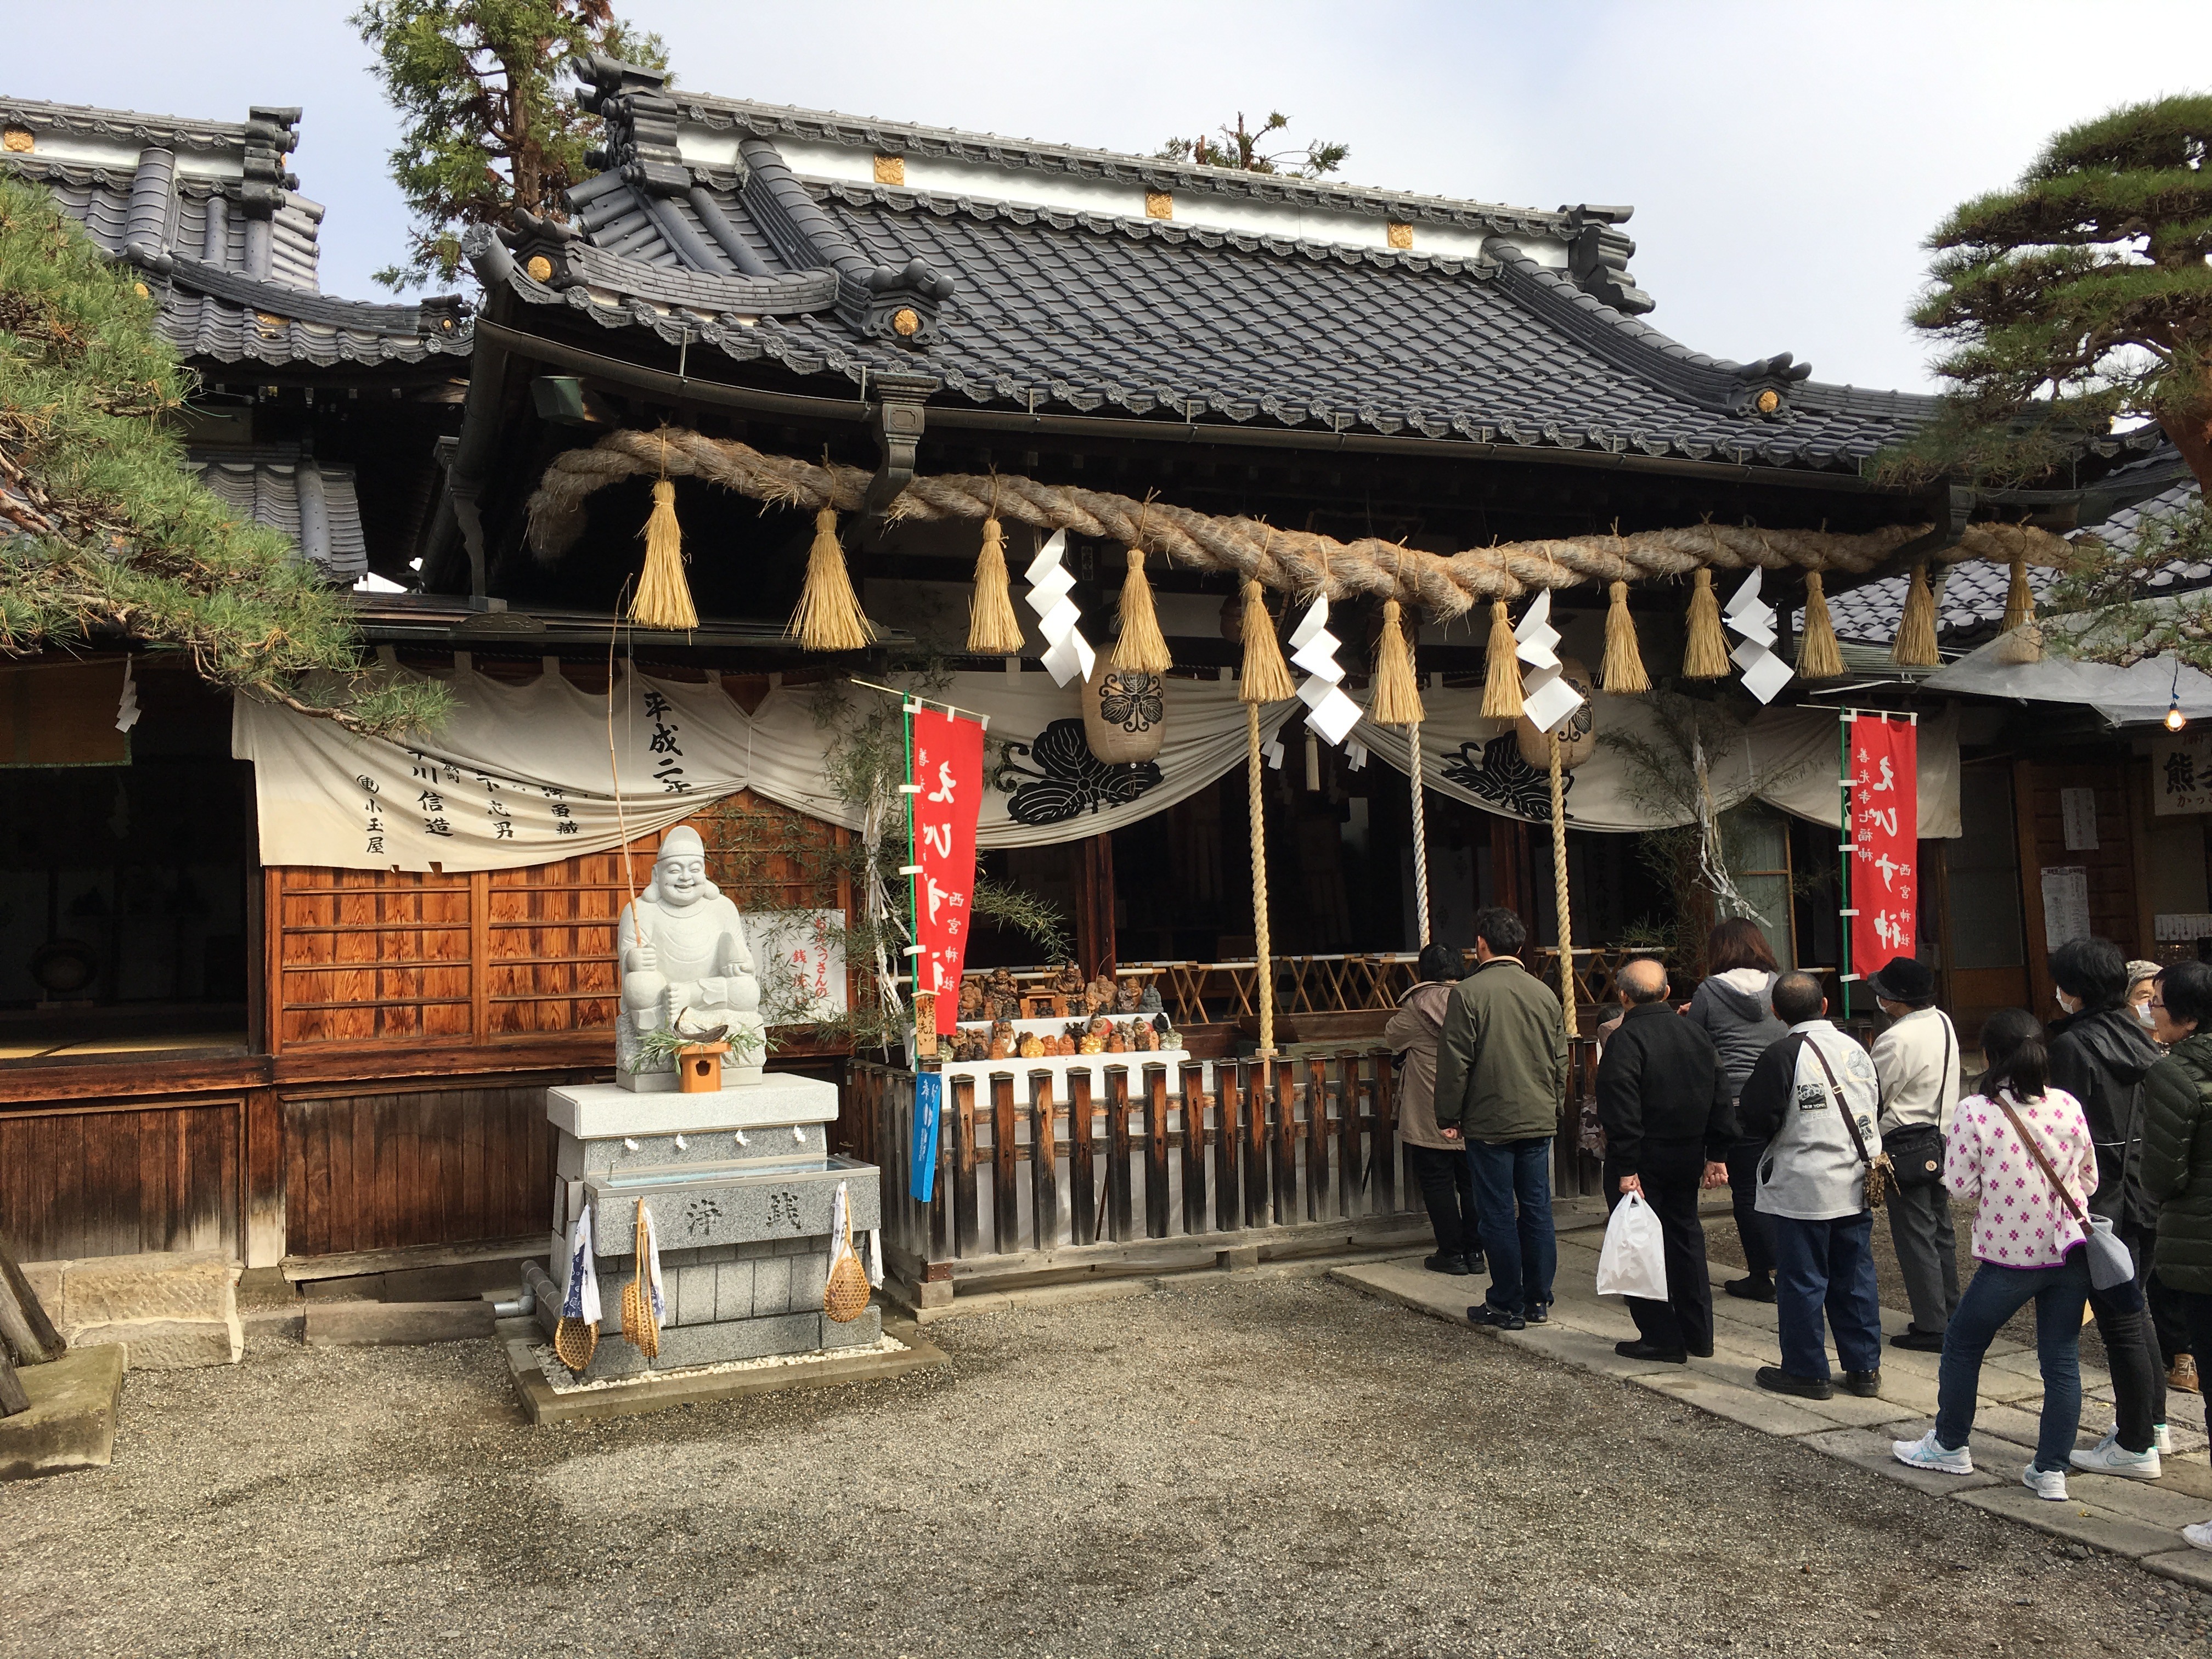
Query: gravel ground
[{"left": 6, "top": 1272, "right": 2212, "bottom": 1658}]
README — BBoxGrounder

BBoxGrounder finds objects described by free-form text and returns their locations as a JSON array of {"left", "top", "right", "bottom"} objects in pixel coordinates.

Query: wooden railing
[
  {"left": 986, "top": 949, "right": 1671, "bottom": 1029},
  {"left": 848, "top": 1041, "right": 1606, "bottom": 1300}
]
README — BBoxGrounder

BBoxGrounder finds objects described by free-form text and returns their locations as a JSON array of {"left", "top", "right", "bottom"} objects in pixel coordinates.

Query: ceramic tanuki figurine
[{"left": 616, "top": 826, "right": 765, "bottom": 1088}]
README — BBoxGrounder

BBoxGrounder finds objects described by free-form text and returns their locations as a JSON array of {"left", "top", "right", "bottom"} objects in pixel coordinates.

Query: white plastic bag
[{"left": 1594, "top": 1193, "right": 1668, "bottom": 1300}]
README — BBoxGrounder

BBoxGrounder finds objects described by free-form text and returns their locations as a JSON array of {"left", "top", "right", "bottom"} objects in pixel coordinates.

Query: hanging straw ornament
[
  {"left": 1481, "top": 600, "right": 1525, "bottom": 718},
  {"left": 1795, "top": 571, "right": 1847, "bottom": 681},
  {"left": 824, "top": 1182, "right": 872, "bottom": 1323},
  {"left": 788, "top": 506, "right": 878, "bottom": 652},
  {"left": 1236, "top": 579, "right": 1295, "bottom": 704},
  {"left": 619, "top": 1205, "right": 661, "bottom": 1359},
  {"left": 966, "top": 516, "right": 1024, "bottom": 654},
  {"left": 1371, "top": 597, "right": 1425, "bottom": 725},
  {"left": 1892, "top": 562, "right": 1939, "bottom": 667},
  {"left": 1683, "top": 568, "right": 1731, "bottom": 679},
  {"left": 1600, "top": 580, "right": 1651, "bottom": 694},
  {"left": 2002, "top": 555, "right": 2035, "bottom": 634},
  {"left": 1113, "top": 548, "right": 1173, "bottom": 674},
  {"left": 629, "top": 471, "right": 698, "bottom": 631}
]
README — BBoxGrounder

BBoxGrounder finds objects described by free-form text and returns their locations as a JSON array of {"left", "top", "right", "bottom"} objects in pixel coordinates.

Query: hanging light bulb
[{"left": 2169, "top": 663, "right": 2188, "bottom": 732}]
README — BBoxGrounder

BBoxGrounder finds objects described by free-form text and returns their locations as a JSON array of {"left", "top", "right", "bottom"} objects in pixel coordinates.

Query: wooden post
[
  {"left": 0, "top": 1234, "right": 65, "bottom": 1415},
  {"left": 1028, "top": 1071, "right": 1059, "bottom": 1250},
  {"left": 1069, "top": 1070, "right": 1097, "bottom": 1247},
  {"left": 1490, "top": 814, "right": 1531, "bottom": 917},
  {"left": 1179, "top": 1061, "right": 1209, "bottom": 1235},
  {"left": 1076, "top": 832, "right": 1118, "bottom": 980},
  {"left": 1214, "top": 1062, "right": 1243, "bottom": 1232}
]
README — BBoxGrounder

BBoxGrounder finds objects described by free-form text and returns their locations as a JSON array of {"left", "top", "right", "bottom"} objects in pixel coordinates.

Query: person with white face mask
[
  {"left": 2047, "top": 936, "right": 2172, "bottom": 1468},
  {"left": 2128, "top": 958, "right": 2198, "bottom": 1395},
  {"left": 2130, "top": 962, "right": 2165, "bottom": 1035}
]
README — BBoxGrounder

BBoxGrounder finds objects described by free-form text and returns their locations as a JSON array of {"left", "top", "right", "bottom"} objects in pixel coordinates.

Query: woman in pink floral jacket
[{"left": 1894, "top": 1008, "right": 2097, "bottom": 1499}]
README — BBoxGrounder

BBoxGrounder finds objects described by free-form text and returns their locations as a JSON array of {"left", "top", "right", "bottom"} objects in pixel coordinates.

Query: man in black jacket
[
  {"left": 1598, "top": 958, "right": 1734, "bottom": 1362},
  {"left": 2049, "top": 935, "right": 2171, "bottom": 1434}
]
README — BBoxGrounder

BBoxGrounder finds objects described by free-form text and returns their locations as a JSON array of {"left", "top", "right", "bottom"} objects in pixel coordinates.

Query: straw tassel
[
  {"left": 1796, "top": 571, "right": 1847, "bottom": 680},
  {"left": 2002, "top": 556, "right": 2035, "bottom": 633},
  {"left": 1892, "top": 562, "right": 1939, "bottom": 667},
  {"left": 1371, "top": 598, "right": 1425, "bottom": 725},
  {"left": 1112, "top": 548, "right": 1172, "bottom": 674},
  {"left": 788, "top": 507, "right": 878, "bottom": 652},
  {"left": 628, "top": 479, "right": 698, "bottom": 631},
  {"left": 1481, "top": 600, "right": 1524, "bottom": 719},
  {"left": 966, "top": 517, "right": 1024, "bottom": 654},
  {"left": 1236, "top": 579, "right": 1295, "bottom": 704},
  {"left": 1683, "top": 568, "right": 1730, "bottom": 679},
  {"left": 1599, "top": 580, "right": 1650, "bottom": 694}
]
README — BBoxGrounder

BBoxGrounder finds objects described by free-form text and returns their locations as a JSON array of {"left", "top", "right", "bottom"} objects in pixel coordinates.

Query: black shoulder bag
[{"left": 1885, "top": 1015, "right": 1954, "bottom": 1192}]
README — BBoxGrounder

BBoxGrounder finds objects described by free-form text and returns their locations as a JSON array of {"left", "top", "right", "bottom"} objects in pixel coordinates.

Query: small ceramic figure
[
  {"left": 1018, "top": 1032, "right": 1045, "bottom": 1059},
  {"left": 1084, "top": 974, "right": 1117, "bottom": 1015},
  {"left": 958, "top": 978, "right": 987, "bottom": 1022},
  {"left": 985, "top": 966, "right": 1023, "bottom": 1020},
  {"left": 1115, "top": 979, "right": 1142, "bottom": 1014},
  {"left": 1050, "top": 960, "right": 1087, "bottom": 1000},
  {"left": 988, "top": 1018, "right": 1017, "bottom": 1060},
  {"left": 1137, "top": 984, "right": 1164, "bottom": 1015}
]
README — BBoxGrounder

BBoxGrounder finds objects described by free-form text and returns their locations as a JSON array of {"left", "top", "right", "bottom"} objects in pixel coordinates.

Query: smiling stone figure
[{"left": 615, "top": 826, "right": 765, "bottom": 1087}]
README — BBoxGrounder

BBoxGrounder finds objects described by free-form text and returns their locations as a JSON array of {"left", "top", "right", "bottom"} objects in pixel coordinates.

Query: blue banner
[{"left": 911, "top": 1070, "right": 943, "bottom": 1204}]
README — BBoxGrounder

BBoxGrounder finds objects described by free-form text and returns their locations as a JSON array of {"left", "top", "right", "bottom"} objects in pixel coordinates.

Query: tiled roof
[
  {"left": 185, "top": 448, "right": 368, "bottom": 584},
  {"left": 1827, "top": 452, "right": 2206, "bottom": 646},
  {"left": 470, "top": 58, "right": 1937, "bottom": 474},
  {"left": 1, "top": 95, "right": 471, "bottom": 369}
]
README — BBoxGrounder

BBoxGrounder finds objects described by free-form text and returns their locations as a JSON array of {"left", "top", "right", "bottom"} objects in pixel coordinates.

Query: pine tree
[
  {"left": 0, "top": 178, "right": 446, "bottom": 737},
  {"left": 1156, "top": 112, "right": 1348, "bottom": 179},
  {"left": 1898, "top": 94, "right": 2212, "bottom": 492},
  {"left": 353, "top": 0, "right": 667, "bottom": 290}
]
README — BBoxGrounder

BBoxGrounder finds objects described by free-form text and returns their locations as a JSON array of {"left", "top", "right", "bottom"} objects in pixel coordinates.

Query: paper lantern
[
  {"left": 1515, "top": 657, "right": 1596, "bottom": 770},
  {"left": 1082, "top": 658, "right": 1167, "bottom": 763}
]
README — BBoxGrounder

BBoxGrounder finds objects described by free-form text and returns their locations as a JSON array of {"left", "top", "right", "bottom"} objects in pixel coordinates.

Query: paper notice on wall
[
  {"left": 2041, "top": 866, "right": 2091, "bottom": 948},
  {"left": 2060, "top": 787, "right": 2100, "bottom": 851},
  {"left": 752, "top": 908, "right": 848, "bottom": 1020},
  {"left": 2157, "top": 912, "right": 2212, "bottom": 942}
]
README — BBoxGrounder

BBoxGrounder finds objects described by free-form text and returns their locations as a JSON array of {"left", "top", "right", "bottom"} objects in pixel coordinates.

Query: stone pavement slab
[
  {"left": 1958, "top": 1483, "right": 2185, "bottom": 1558},
  {"left": 1803, "top": 1426, "right": 2004, "bottom": 1494},
  {"left": 1336, "top": 1249, "right": 2212, "bottom": 1571},
  {"left": 2141, "top": 1548, "right": 2212, "bottom": 1590}
]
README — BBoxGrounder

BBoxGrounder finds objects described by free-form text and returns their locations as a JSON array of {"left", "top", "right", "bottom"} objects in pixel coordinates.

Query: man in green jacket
[
  {"left": 2140, "top": 958, "right": 2212, "bottom": 1553},
  {"left": 1434, "top": 906, "right": 1569, "bottom": 1330}
]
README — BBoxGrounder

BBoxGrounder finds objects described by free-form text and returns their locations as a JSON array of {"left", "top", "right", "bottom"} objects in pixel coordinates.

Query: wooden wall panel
[
  {"left": 2018, "top": 758, "right": 2141, "bottom": 1016},
  {"left": 271, "top": 791, "right": 850, "bottom": 1053},
  {"left": 0, "top": 1101, "right": 242, "bottom": 1261},
  {"left": 280, "top": 1084, "right": 557, "bottom": 1259}
]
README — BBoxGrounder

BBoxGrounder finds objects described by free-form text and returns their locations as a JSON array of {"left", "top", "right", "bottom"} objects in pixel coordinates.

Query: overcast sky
[{"left": 14, "top": 1, "right": 2211, "bottom": 394}]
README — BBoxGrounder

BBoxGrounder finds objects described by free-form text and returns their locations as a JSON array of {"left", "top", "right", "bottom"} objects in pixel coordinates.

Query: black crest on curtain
[
  {"left": 997, "top": 719, "right": 1163, "bottom": 826},
  {"left": 1438, "top": 732, "right": 1574, "bottom": 822}
]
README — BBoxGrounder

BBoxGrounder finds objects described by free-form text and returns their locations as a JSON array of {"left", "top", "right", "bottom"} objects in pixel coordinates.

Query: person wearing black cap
[{"left": 1866, "top": 956, "right": 1961, "bottom": 1352}]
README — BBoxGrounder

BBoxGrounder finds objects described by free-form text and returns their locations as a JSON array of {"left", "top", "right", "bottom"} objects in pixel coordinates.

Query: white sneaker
[
  {"left": 1892, "top": 1428, "right": 1974, "bottom": 1475},
  {"left": 2023, "top": 1464, "right": 2069, "bottom": 1501},
  {"left": 2105, "top": 1419, "right": 2176, "bottom": 1455},
  {"left": 2184, "top": 1520, "right": 2212, "bottom": 1553},
  {"left": 2070, "top": 1433, "right": 2162, "bottom": 1480}
]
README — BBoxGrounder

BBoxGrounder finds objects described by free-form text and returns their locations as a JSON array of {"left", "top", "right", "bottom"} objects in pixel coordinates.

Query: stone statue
[{"left": 615, "top": 826, "right": 765, "bottom": 1088}]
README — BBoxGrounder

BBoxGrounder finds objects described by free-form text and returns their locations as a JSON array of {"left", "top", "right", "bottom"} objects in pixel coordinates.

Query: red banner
[
  {"left": 1849, "top": 713, "right": 1918, "bottom": 975},
  {"left": 909, "top": 707, "right": 985, "bottom": 1036}
]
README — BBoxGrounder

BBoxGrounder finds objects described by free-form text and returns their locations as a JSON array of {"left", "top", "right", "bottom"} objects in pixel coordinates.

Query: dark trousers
[
  {"left": 2090, "top": 1220, "right": 2168, "bottom": 1448},
  {"left": 2165, "top": 1285, "right": 2212, "bottom": 1398},
  {"left": 1407, "top": 1143, "right": 1482, "bottom": 1259},
  {"left": 1467, "top": 1136, "right": 1556, "bottom": 1317},
  {"left": 1724, "top": 1136, "right": 1775, "bottom": 1279},
  {"left": 1937, "top": 1256, "right": 2089, "bottom": 1472},
  {"left": 1603, "top": 1142, "right": 1713, "bottom": 1357},
  {"left": 2135, "top": 1222, "right": 2193, "bottom": 1364},
  {"left": 1770, "top": 1211, "right": 1883, "bottom": 1379}
]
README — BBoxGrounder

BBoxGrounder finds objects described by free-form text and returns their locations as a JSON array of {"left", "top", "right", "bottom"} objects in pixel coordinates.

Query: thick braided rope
[
  {"left": 525, "top": 427, "right": 2085, "bottom": 614},
  {"left": 1408, "top": 724, "right": 1431, "bottom": 949},
  {"left": 1247, "top": 704, "right": 1274, "bottom": 1060},
  {"left": 1548, "top": 731, "right": 1577, "bottom": 1039}
]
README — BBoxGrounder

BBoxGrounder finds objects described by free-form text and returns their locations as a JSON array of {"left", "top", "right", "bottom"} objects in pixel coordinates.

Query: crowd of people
[{"left": 1388, "top": 906, "right": 2212, "bottom": 1549}]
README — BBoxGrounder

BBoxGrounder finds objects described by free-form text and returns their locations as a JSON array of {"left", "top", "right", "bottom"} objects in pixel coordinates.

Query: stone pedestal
[{"left": 538, "top": 1077, "right": 881, "bottom": 1383}]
